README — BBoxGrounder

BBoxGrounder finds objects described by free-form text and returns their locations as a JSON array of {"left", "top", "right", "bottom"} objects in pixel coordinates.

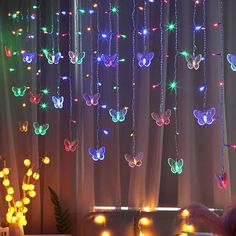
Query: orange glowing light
[{"left": 94, "top": 215, "right": 106, "bottom": 224}]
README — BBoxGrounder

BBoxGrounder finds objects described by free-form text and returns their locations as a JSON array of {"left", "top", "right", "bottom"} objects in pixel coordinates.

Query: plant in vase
[{"left": 0, "top": 156, "right": 50, "bottom": 235}]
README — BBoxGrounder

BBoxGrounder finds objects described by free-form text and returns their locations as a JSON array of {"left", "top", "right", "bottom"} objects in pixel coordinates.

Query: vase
[{"left": 9, "top": 223, "right": 24, "bottom": 236}]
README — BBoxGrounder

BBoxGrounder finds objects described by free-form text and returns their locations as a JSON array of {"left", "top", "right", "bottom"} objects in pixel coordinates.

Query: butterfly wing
[
  {"left": 58, "top": 96, "right": 64, "bottom": 108},
  {"left": 52, "top": 96, "right": 59, "bottom": 108},
  {"left": 118, "top": 108, "right": 128, "bottom": 122},
  {"left": 41, "top": 124, "right": 49, "bottom": 135},
  {"left": 227, "top": 54, "right": 236, "bottom": 71},
  {"left": 91, "top": 93, "right": 101, "bottom": 106},
  {"left": 163, "top": 109, "right": 171, "bottom": 125},
  {"left": 46, "top": 53, "right": 54, "bottom": 64},
  {"left": 83, "top": 94, "right": 92, "bottom": 106},
  {"left": 70, "top": 140, "right": 79, "bottom": 152},
  {"left": 144, "top": 52, "right": 154, "bottom": 67},
  {"left": 19, "top": 121, "right": 28, "bottom": 132},
  {"left": 110, "top": 53, "right": 118, "bottom": 67},
  {"left": 135, "top": 152, "right": 144, "bottom": 167},
  {"left": 151, "top": 112, "right": 164, "bottom": 126},
  {"left": 101, "top": 54, "right": 111, "bottom": 67},
  {"left": 186, "top": 55, "right": 194, "bottom": 69},
  {"left": 33, "top": 122, "right": 40, "bottom": 135},
  {"left": 97, "top": 146, "right": 106, "bottom": 160},
  {"left": 68, "top": 51, "right": 76, "bottom": 64},
  {"left": 137, "top": 53, "right": 145, "bottom": 67},
  {"left": 206, "top": 107, "right": 216, "bottom": 125},
  {"left": 176, "top": 159, "right": 184, "bottom": 174},
  {"left": 193, "top": 109, "right": 205, "bottom": 125},
  {"left": 125, "top": 154, "right": 136, "bottom": 168},
  {"left": 76, "top": 52, "right": 86, "bottom": 64},
  {"left": 54, "top": 52, "right": 61, "bottom": 64},
  {"left": 88, "top": 148, "right": 99, "bottom": 161},
  {"left": 109, "top": 109, "right": 118, "bottom": 122},
  {"left": 193, "top": 54, "right": 202, "bottom": 70},
  {"left": 64, "top": 139, "right": 71, "bottom": 152},
  {"left": 168, "top": 158, "right": 177, "bottom": 173}
]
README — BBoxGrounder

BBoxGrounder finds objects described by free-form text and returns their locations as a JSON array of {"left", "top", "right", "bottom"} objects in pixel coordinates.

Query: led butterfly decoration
[
  {"left": 45, "top": 52, "right": 62, "bottom": 64},
  {"left": 125, "top": 152, "right": 144, "bottom": 168},
  {"left": 185, "top": 54, "right": 203, "bottom": 70},
  {"left": 82, "top": 93, "right": 100, "bottom": 106},
  {"left": 168, "top": 158, "right": 184, "bottom": 174},
  {"left": 193, "top": 107, "right": 216, "bottom": 126},
  {"left": 151, "top": 109, "right": 171, "bottom": 127},
  {"left": 226, "top": 54, "right": 236, "bottom": 71},
  {"left": 22, "top": 52, "right": 35, "bottom": 63},
  {"left": 101, "top": 53, "right": 118, "bottom": 67},
  {"left": 19, "top": 121, "right": 28, "bottom": 133},
  {"left": 137, "top": 52, "right": 154, "bottom": 67},
  {"left": 88, "top": 146, "right": 106, "bottom": 161},
  {"left": 68, "top": 51, "right": 86, "bottom": 64},
  {"left": 52, "top": 96, "right": 64, "bottom": 109},
  {"left": 12, "top": 86, "right": 27, "bottom": 97},
  {"left": 29, "top": 92, "right": 43, "bottom": 104},
  {"left": 109, "top": 107, "right": 128, "bottom": 123},
  {"left": 5, "top": 47, "right": 12, "bottom": 57},
  {"left": 33, "top": 122, "right": 49, "bottom": 136},
  {"left": 215, "top": 171, "right": 227, "bottom": 189},
  {"left": 64, "top": 139, "right": 79, "bottom": 152}
]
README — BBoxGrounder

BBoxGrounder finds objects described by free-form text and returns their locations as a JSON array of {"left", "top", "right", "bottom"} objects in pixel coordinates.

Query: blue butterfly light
[
  {"left": 193, "top": 107, "right": 216, "bottom": 126},
  {"left": 137, "top": 52, "right": 154, "bottom": 67},
  {"left": 88, "top": 146, "right": 106, "bottom": 161},
  {"left": 109, "top": 108, "right": 128, "bottom": 123},
  {"left": 52, "top": 96, "right": 64, "bottom": 109},
  {"left": 22, "top": 52, "right": 35, "bottom": 63},
  {"left": 227, "top": 54, "right": 236, "bottom": 71}
]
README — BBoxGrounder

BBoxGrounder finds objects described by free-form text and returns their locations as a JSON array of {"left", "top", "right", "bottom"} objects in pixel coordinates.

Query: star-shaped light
[
  {"left": 111, "top": 6, "right": 119, "bottom": 13},
  {"left": 166, "top": 22, "right": 176, "bottom": 32},
  {"left": 168, "top": 80, "right": 178, "bottom": 92},
  {"left": 40, "top": 103, "right": 49, "bottom": 110}
]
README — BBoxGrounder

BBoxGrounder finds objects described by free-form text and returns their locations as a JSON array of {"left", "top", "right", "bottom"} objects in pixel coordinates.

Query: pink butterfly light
[{"left": 151, "top": 109, "right": 171, "bottom": 126}]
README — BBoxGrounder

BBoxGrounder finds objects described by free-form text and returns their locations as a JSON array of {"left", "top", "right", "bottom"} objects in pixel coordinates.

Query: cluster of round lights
[{"left": 0, "top": 156, "right": 50, "bottom": 226}]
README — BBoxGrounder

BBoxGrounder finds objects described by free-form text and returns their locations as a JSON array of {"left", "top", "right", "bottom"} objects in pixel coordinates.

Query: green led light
[
  {"left": 168, "top": 158, "right": 184, "bottom": 174},
  {"left": 119, "top": 58, "right": 125, "bottom": 62},
  {"left": 168, "top": 80, "right": 177, "bottom": 91},
  {"left": 79, "top": 9, "right": 85, "bottom": 14},
  {"left": 42, "top": 49, "right": 49, "bottom": 56},
  {"left": 121, "top": 34, "right": 127, "bottom": 38},
  {"left": 33, "top": 5, "right": 38, "bottom": 9},
  {"left": 9, "top": 68, "right": 15, "bottom": 72},
  {"left": 166, "top": 22, "right": 176, "bottom": 32},
  {"left": 111, "top": 6, "right": 119, "bottom": 13},
  {"left": 41, "top": 88, "right": 50, "bottom": 95},
  {"left": 180, "top": 50, "right": 189, "bottom": 57},
  {"left": 40, "top": 103, "right": 49, "bottom": 110}
]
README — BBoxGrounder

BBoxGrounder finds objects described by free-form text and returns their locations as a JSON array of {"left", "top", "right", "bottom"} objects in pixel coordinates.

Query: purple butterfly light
[
  {"left": 193, "top": 107, "right": 216, "bottom": 126},
  {"left": 22, "top": 52, "right": 35, "bottom": 63},
  {"left": 101, "top": 53, "right": 118, "bottom": 67},
  {"left": 137, "top": 52, "right": 154, "bottom": 67},
  {"left": 88, "top": 146, "right": 106, "bottom": 161},
  {"left": 83, "top": 93, "right": 100, "bottom": 106}
]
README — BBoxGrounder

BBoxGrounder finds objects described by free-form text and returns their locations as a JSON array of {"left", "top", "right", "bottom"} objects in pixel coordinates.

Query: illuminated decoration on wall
[
  {"left": 44, "top": 51, "right": 62, "bottom": 64},
  {"left": 52, "top": 95, "right": 64, "bottom": 109},
  {"left": 29, "top": 92, "right": 43, "bottom": 104},
  {"left": 88, "top": 146, "right": 106, "bottom": 161},
  {"left": 137, "top": 52, "right": 154, "bottom": 67},
  {"left": 109, "top": 107, "right": 128, "bottom": 123},
  {"left": 64, "top": 139, "right": 79, "bottom": 152},
  {"left": 151, "top": 109, "right": 171, "bottom": 127},
  {"left": 168, "top": 158, "right": 184, "bottom": 174},
  {"left": 82, "top": 93, "right": 101, "bottom": 106},
  {"left": 101, "top": 53, "right": 118, "bottom": 67},
  {"left": 33, "top": 122, "right": 49, "bottom": 135},
  {"left": 12, "top": 86, "right": 27, "bottom": 97},
  {"left": 193, "top": 107, "right": 216, "bottom": 126},
  {"left": 68, "top": 51, "right": 85, "bottom": 64},
  {"left": 22, "top": 52, "right": 35, "bottom": 63},
  {"left": 125, "top": 153, "right": 144, "bottom": 168},
  {"left": 166, "top": 22, "right": 176, "bottom": 32},
  {"left": 5, "top": 46, "right": 13, "bottom": 57},
  {"left": 226, "top": 53, "right": 236, "bottom": 71},
  {"left": 215, "top": 171, "right": 227, "bottom": 189},
  {"left": 40, "top": 103, "right": 49, "bottom": 110},
  {"left": 19, "top": 121, "right": 29, "bottom": 132},
  {"left": 0, "top": 157, "right": 49, "bottom": 226},
  {"left": 185, "top": 53, "right": 203, "bottom": 70}
]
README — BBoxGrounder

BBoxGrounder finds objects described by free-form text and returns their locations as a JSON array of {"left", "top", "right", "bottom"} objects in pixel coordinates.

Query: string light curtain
[{"left": 0, "top": 0, "right": 235, "bottom": 235}]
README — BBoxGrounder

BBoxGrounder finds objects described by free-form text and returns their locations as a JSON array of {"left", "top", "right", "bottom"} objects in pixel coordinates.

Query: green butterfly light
[
  {"left": 33, "top": 122, "right": 49, "bottom": 135},
  {"left": 168, "top": 158, "right": 184, "bottom": 174},
  {"left": 12, "top": 86, "right": 27, "bottom": 97}
]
